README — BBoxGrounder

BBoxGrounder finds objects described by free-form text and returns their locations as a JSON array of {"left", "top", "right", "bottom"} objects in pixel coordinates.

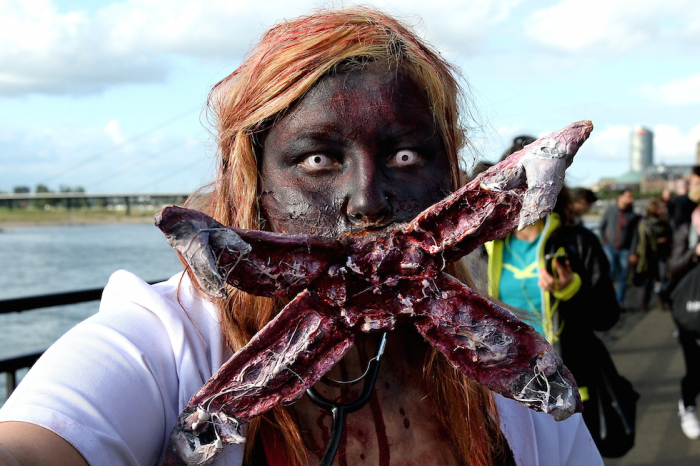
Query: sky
[{"left": 1, "top": 0, "right": 699, "bottom": 194}]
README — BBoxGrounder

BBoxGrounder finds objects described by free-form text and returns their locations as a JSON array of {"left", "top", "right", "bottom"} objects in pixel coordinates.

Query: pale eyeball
[
  {"left": 305, "top": 154, "right": 331, "bottom": 168},
  {"left": 395, "top": 150, "right": 417, "bottom": 165}
]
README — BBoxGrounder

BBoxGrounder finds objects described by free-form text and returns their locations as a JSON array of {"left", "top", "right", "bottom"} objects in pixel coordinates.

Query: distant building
[
  {"left": 593, "top": 178, "right": 617, "bottom": 191},
  {"left": 641, "top": 164, "right": 694, "bottom": 194},
  {"left": 631, "top": 126, "right": 653, "bottom": 173},
  {"left": 697, "top": 140, "right": 700, "bottom": 165},
  {"left": 592, "top": 174, "right": 641, "bottom": 193}
]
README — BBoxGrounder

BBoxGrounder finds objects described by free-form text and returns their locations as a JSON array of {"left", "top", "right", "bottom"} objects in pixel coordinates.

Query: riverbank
[
  {"left": 1, "top": 209, "right": 604, "bottom": 229},
  {"left": 0, "top": 209, "right": 161, "bottom": 228}
]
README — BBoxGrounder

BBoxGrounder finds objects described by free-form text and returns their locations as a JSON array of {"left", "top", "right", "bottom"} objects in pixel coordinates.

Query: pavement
[{"left": 600, "top": 287, "right": 700, "bottom": 465}]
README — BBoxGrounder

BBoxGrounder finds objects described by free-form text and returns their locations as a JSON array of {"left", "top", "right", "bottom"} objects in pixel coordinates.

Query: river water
[{"left": 0, "top": 223, "right": 184, "bottom": 402}]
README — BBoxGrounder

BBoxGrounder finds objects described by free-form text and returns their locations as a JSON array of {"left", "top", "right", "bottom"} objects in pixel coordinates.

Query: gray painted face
[{"left": 259, "top": 67, "right": 453, "bottom": 237}]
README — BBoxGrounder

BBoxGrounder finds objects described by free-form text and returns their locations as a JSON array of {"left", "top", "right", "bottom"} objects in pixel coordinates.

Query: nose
[{"left": 346, "top": 168, "right": 393, "bottom": 228}]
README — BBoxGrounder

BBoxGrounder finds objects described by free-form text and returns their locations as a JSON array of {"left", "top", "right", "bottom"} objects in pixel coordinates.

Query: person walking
[
  {"left": 599, "top": 189, "right": 640, "bottom": 306},
  {"left": 634, "top": 198, "right": 672, "bottom": 311},
  {"left": 668, "top": 169, "right": 700, "bottom": 231},
  {"left": 669, "top": 186, "right": 700, "bottom": 439}
]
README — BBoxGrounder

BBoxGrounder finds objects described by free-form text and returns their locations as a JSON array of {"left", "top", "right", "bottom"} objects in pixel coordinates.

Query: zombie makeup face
[
  {"left": 159, "top": 119, "right": 594, "bottom": 465},
  {"left": 259, "top": 67, "right": 453, "bottom": 237}
]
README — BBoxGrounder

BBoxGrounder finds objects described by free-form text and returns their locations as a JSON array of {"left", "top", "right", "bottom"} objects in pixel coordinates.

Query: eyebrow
[
  {"left": 284, "top": 129, "right": 440, "bottom": 153},
  {"left": 276, "top": 134, "right": 347, "bottom": 159}
]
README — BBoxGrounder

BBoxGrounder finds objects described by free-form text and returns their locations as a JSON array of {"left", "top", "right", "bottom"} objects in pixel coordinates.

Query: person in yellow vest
[{"left": 480, "top": 139, "right": 622, "bottom": 453}]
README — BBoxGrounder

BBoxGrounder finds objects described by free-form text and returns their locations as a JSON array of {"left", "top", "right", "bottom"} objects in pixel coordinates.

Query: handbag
[
  {"left": 670, "top": 264, "right": 700, "bottom": 333},
  {"left": 583, "top": 336, "right": 640, "bottom": 458}
]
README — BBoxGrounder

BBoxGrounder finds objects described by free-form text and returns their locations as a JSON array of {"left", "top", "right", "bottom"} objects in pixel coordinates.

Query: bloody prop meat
[{"left": 158, "top": 120, "right": 593, "bottom": 465}]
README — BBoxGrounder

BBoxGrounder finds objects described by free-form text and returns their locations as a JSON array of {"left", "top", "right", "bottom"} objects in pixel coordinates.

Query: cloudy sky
[{"left": 1, "top": 0, "right": 699, "bottom": 194}]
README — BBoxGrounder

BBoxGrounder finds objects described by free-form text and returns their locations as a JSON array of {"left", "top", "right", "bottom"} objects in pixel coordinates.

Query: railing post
[{"left": 6, "top": 371, "right": 15, "bottom": 399}]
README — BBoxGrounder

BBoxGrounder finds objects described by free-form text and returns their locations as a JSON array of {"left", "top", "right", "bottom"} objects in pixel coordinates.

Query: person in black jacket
[
  {"left": 668, "top": 167, "right": 700, "bottom": 230},
  {"left": 669, "top": 184, "right": 700, "bottom": 439},
  {"left": 541, "top": 191, "right": 621, "bottom": 400},
  {"left": 599, "top": 189, "right": 640, "bottom": 305},
  {"left": 635, "top": 198, "right": 673, "bottom": 311}
]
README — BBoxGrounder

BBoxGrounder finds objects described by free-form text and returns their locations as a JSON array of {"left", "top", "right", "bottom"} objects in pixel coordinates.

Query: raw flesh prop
[{"left": 157, "top": 121, "right": 593, "bottom": 465}]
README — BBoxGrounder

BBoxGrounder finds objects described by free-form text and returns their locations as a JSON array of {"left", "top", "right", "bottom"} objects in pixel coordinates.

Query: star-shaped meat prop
[{"left": 157, "top": 121, "right": 593, "bottom": 465}]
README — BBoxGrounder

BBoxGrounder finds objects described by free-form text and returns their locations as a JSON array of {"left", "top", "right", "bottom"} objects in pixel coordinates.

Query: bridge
[{"left": 0, "top": 192, "right": 191, "bottom": 215}]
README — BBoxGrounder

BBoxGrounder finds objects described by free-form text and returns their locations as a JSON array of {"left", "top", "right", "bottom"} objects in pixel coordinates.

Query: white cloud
[
  {"left": 653, "top": 123, "right": 700, "bottom": 164},
  {"left": 0, "top": 0, "right": 515, "bottom": 96},
  {"left": 104, "top": 119, "right": 125, "bottom": 145},
  {"left": 524, "top": 0, "right": 700, "bottom": 54},
  {"left": 0, "top": 124, "right": 211, "bottom": 193},
  {"left": 574, "top": 123, "right": 700, "bottom": 167},
  {"left": 0, "top": 0, "right": 172, "bottom": 95},
  {"left": 686, "top": 19, "right": 700, "bottom": 42},
  {"left": 638, "top": 73, "right": 700, "bottom": 105},
  {"left": 580, "top": 124, "right": 631, "bottom": 161},
  {"left": 371, "top": 0, "right": 522, "bottom": 56}
]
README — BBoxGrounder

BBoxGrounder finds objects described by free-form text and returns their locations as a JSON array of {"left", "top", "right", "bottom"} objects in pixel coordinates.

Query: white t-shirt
[{"left": 0, "top": 270, "right": 602, "bottom": 466}]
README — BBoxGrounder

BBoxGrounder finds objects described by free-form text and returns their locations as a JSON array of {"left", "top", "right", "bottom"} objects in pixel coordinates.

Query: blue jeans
[{"left": 603, "top": 245, "right": 631, "bottom": 305}]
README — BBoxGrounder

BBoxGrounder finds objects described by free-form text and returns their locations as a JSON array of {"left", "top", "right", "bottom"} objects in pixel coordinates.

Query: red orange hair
[{"left": 189, "top": 7, "right": 507, "bottom": 465}]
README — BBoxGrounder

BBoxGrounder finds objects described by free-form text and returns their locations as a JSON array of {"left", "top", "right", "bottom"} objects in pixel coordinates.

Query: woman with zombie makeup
[{"left": 0, "top": 8, "right": 602, "bottom": 466}]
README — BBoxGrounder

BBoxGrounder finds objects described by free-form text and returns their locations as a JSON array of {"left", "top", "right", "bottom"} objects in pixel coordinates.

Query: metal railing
[
  {"left": 0, "top": 192, "right": 190, "bottom": 215},
  {"left": 0, "top": 280, "right": 168, "bottom": 399}
]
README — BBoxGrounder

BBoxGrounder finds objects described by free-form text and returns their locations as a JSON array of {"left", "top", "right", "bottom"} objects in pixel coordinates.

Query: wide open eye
[
  {"left": 302, "top": 154, "right": 333, "bottom": 169},
  {"left": 393, "top": 150, "right": 418, "bottom": 166}
]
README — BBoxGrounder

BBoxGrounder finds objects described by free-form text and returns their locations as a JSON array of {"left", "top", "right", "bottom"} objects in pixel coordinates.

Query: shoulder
[
  {"left": 97, "top": 270, "right": 233, "bottom": 391},
  {"left": 673, "top": 223, "right": 691, "bottom": 243},
  {"left": 600, "top": 206, "right": 617, "bottom": 224},
  {"left": 676, "top": 222, "right": 691, "bottom": 234},
  {"left": 549, "top": 224, "right": 599, "bottom": 252},
  {"left": 563, "top": 224, "right": 596, "bottom": 240},
  {"left": 100, "top": 270, "right": 223, "bottom": 341},
  {"left": 99, "top": 271, "right": 228, "bottom": 350},
  {"left": 495, "top": 395, "right": 603, "bottom": 466},
  {"left": 0, "top": 270, "right": 231, "bottom": 466},
  {"left": 603, "top": 204, "right": 617, "bottom": 215}
]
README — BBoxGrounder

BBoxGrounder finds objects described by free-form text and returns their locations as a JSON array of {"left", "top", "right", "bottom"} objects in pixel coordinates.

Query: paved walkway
[{"left": 603, "top": 306, "right": 700, "bottom": 465}]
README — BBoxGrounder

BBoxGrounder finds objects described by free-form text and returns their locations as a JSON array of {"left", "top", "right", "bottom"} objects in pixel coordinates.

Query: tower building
[{"left": 631, "top": 126, "right": 653, "bottom": 172}]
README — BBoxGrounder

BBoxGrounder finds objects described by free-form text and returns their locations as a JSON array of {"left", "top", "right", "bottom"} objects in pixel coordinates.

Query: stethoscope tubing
[{"left": 305, "top": 332, "right": 388, "bottom": 466}]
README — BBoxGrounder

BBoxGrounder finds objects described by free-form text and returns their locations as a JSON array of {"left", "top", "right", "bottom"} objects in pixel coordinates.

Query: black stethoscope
[{"left": 305, "top": 332, "right": 388, "bottom": 466}]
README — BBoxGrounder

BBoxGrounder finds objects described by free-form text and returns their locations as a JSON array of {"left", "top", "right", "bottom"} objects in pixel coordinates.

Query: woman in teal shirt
[{"left": 481, "top": 136, "right": 622, "bottom": 455}]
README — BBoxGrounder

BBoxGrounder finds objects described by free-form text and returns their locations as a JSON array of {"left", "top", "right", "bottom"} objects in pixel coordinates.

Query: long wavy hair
[{"left": 187, "top": 7, "right": 508, "bottom": 465}]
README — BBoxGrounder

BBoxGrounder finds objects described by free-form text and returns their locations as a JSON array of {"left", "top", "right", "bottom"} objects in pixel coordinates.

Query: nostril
[
  {"left": 347, "top": 207, "right": 393, "bottom": 227},
  {"left": 347, "top": 211, "right": 361, "bottom": 224},
  {"left": 346, "top": 181, "right": 393, "bottom": 227},
  {"left": 348, "top": 213, "right": 386, "bottom": 225},
  {"left": 347, "top": 196, "right": 393, "bottom": 226}
]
